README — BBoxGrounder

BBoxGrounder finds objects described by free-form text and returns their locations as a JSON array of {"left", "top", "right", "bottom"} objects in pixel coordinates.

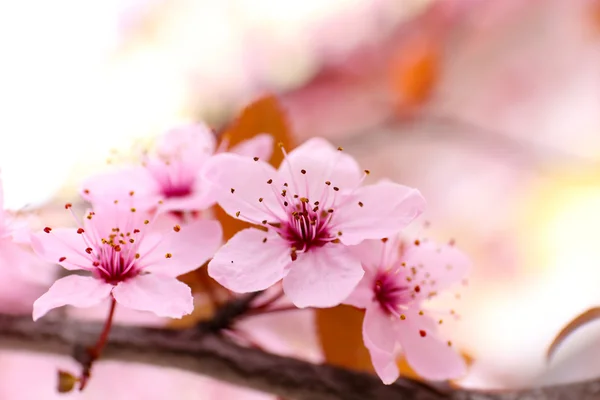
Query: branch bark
[{"left": 0, "top": 314, "right": 599, "bottom": 400}]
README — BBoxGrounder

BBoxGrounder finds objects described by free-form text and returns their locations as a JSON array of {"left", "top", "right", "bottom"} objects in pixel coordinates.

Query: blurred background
[{"left": 2, "top": 0, "right": 600, "bottom": 398}]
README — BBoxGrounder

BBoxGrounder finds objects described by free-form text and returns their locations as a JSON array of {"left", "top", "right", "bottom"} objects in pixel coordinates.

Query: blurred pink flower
[
  {"left": 30, "top": 201, "right": 222, "bottom": 320},
  {"left": 0, "top": 177, "right": 54, "bottom": 314},
  {"left": 203, "top": 138, "right": 425, "bottom": 308},
  {"left": 344, "top": 237, "right": 470, "bottom": 384},
  {"left": 81, "top": 124, "right": 273, "bottom": 212}
]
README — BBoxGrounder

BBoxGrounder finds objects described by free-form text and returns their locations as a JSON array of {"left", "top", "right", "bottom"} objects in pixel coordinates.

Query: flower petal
[
  {"left": 81, "top": 166, "right": 162, "bottom": 210},
  {"left": 282, "top": 244, "right": 363, "bottom": 308},
  {"left": 0, "top": 240, "right": 54, "bottom": 285},
  {"left": 30, "top": 229, "right": 92, "bottom": 271},
  {"left": 230, "top": 133, "right": 274, "bottom": 161},
  {"left": 32, "top": 275, "right": 112, "bottom": 321},
  {"left": 202, "top": 153, "right": 285, "bottom": 223},
  {"left": 0, "top": 176, "right": 4, "bottom": 226},
  {"left": 368, "top": 346, "right": 400, "bottom": 385},
  {"left": 348, "top": 237, "right": 402, "bottom": 273},
  {"left": 396, "top": 310, "right": 466, "bottom": 380},
  {"left": 156, "top": 124, "right": 216, "bottom": 168},
  {"left": 112, "top": 274, "right": 193, "bottom": 318},
  {"left": 362, "top": 304, "right": 396, "bottom": 353},
  {"left": 208, "top": 228, "right": 290, "bottom": 292},
  {"left": 278, "top": 138, "right": 361, "bottom": 205},
  {"left": 333, "top": 181, "right": 426, "bottom": 245},
  {"left": 402, "top": 241, "right": 471, "bottom": 296},
  {"left": 140, "top": 219, "right": 222, "bottom": 277},
  {"left": 342, "top": 273, "right": 374, "bottom": 309},
  {"left": 158, "top": 191, "right": 216, "bottom": 212}
]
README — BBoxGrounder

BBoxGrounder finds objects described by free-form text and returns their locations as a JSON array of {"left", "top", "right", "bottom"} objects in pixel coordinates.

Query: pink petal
[
  {"left": 81, "top": 166, "right": 162, "bottom": 210},
  {"left": 112, "top": 274, "right": 193, "bottom": 318},
  {"left": 0, "top": 240, "right": 54, "bottom": 286},
  {"left": 156, "top": 124, "right": 216, "bottom": 168},
  {"left": 0, "top": 176, "right": 4, "bottom": 225},
  {"left": 158, "top": 187, "right": 215, "bottom": 212},
  {"left": 33, "top": 275, "right": 113, "bottom": 321},
  {"left": 30, "top": 229, "right": 92, "bottom": 271},
  {"left": 84, "top": 203, "right": 152, "bottom": 239},
  {"left": 402, "top": 241, "right": 471, "bottom": 296},
  {"left": 278, "top": 138, "right": 361, "bottom": 204},
  {"left": 140, "top": 220, "right": 222, "bottom": 277},
  {"left": 282, "top": 244, "right": 363, "bottom": 308},
  {"left": 333, "top": 181, "right": 426, "bottom": 245},
  {"left": 369, "top": 346, "right": 400, "bottom": 385},
  {"left": 362, "top": 304, "right": 396, "bottom": 353},
  {"left": 396, "top": 310, "right": 466, "bottom": 380},
  {"left": 230, "top": 133, "right": 274, "bottom": 161},
  {"left": 342, "top": 273, "right": 374, "bottom": 309},
  {"left": 5, "top": 215, "right": 34, "bottom": 244},
  {"left": 344, "top": 238, "right": 405, "bottom": 308},
  {"left": 208, "top": 228, "right": 290, "bottom": 292},
  {"left": 202, "top": 153, "right": 285, "bottom": 223},
  {"left": 348, "top": 237, "right": 402, "bottom": 273}
]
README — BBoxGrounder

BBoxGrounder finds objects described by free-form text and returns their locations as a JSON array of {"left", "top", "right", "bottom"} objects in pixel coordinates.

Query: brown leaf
[
  {"left": 389, "top": 33, "right": 441, "bottom": 115},
  {"left": 217, "top": 95, "right": 295, "bottom": 240},
  {"left": 315, "top": 305, "right": 374, "bottom": 373},
  {"left": 547, "top": 307, "right": 600, "bottom": 362},
  {"left": 168, "top": 265, "right": 228, "bottom": 329}
]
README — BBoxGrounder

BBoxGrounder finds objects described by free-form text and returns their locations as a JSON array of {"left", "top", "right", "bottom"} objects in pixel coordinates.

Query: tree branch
[{"left": 0, "top": 313, "right": 599, "bottom": 400}]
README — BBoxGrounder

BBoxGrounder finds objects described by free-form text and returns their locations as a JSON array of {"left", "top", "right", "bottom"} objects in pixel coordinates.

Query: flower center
[
  {"left": 89, "top": 222, "right": 146, "bottom": 285},
  {"left": 373, "top": 272, "right": 410, "bottom": 316},
  {"left": 161, "top": 184, "right": 192, "bottom": 198},
  {"left": 145, "top": 159, "right": 195, "bottom": 199},
  {"left": 94, "top": 251, "right": 139, "bottom": 284},
  {"left": 280, "top": 200, "right": 333, "bottom": 254}
]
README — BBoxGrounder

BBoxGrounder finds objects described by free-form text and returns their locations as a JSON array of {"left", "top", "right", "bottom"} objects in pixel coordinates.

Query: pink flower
[
  {"left": 0, "top": 177, "right": 55, "bottom": 313},
  {"left": 344, "top": 237, "right": 470, "bottom": 384},
  {"left": 203, "top": 138, "right": 425, "bottom": 308},
  {"left": 81, "top": 123, "right": 274, "bottom": 212},
  {"left": 30, "top": 201, "right": 222, "bottom": 320}
]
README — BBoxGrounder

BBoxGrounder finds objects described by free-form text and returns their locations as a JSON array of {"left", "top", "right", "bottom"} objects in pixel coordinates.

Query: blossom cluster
[{"left": 3, "top": 123, "right": 471, "bottom": 385}]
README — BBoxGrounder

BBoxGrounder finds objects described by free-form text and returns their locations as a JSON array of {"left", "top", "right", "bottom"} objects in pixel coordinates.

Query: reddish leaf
[
  {"left": 389, "top": 33, "right": 441, "bottom": 115},
  {"left": 315, "top": 305, "right": 374, "bottom": 373},
  {"left": 216, "top": 95, "right": 295, "bottom": 240},
  {"left": 587, "top": 0, "right": 600, "bottom": 36},
  {"left": 168, "top": 264, "right": 228, "bottom": 329},
  {"left": 547, "top": 307, "right": 600, "bottom": 362}
]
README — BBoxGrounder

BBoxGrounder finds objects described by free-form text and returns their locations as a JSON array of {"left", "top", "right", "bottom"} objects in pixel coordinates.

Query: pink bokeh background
[{"left": 2, "top": 0, "right": 600, "bottom": 397}]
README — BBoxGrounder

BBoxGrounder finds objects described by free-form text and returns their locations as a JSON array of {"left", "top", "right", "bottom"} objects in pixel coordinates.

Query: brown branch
[
  {"left": 0, "top": 313, "right": 599, "bottom": 400},
  {"left": 197, "top": 291, "right": 264, "bottom": 333}
]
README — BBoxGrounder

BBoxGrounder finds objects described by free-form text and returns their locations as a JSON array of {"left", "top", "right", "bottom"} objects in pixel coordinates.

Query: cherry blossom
[
  {"left": 0, "top": 177, "right": 54, "bottom": 313},
  {"left": 81, "top": 123, "right": 273, "bottom": 212},
  {"left": 203, "top": 138, "right": 425, "bottom": 308},
  {"left": 30, "top": 200, "right": 222, "bottom": 320},
  {"left": 344, "top": 237, "right": 470, "bottom": 384}
]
